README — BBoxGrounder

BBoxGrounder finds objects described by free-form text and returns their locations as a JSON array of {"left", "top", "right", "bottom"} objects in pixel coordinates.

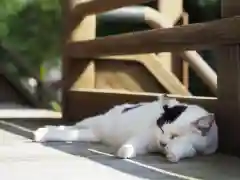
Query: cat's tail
[{"left": 34, "top": 125, "right": 99, "bottom": 142}]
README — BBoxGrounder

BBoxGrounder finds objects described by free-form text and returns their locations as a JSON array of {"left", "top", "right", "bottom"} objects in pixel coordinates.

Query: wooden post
[
  {"left": 216, "top": 0, "right": 240, "bottom": 156},
  {"left": 61, "top": 0, "right": 96, "bottom": 121},
  {"left": 67, "top": 1, "right": 96, "bottom": 90},
  {"left": 172, "top": 12, "right": 189, "bottom": 89},
  {"left": 143, "top": 8, "right": 216, "bottom": 93},
  {"left": 61, "top": 0, "right": 70, "bottom": 121},
  {"left": 157, "top": 0, "right": 184, "bottom": 88},
  {"left": 157, "top": 0, "right": 183, "bottom": 23}
]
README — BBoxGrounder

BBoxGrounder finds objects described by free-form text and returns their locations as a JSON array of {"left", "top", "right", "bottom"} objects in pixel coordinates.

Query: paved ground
[{"left": 0, "top": 118, "right": 240, "bottom": 180}]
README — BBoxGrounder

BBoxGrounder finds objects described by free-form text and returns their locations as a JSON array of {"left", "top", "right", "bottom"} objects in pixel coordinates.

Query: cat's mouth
[{"left": 159, "top": 141, "right": 167, "bottom": 148}]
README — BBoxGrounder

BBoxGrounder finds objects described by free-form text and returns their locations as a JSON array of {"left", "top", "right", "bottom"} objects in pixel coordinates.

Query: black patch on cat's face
[
  {"left": 156, "top": 105, "right": 187, "bottom": 131},
  {"left": 121, "top": 104, "right": 143, "bottom": 113}
]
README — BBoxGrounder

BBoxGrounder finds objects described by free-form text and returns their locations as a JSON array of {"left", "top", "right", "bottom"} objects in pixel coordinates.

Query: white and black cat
[{"left": 34, "top": 95, "right": 218, "bottom": 162}]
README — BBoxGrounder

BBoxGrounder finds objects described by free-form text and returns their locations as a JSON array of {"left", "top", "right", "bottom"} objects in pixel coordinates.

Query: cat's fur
[{"left": 34, "top": 95, "right": 218, "bottom": 162}]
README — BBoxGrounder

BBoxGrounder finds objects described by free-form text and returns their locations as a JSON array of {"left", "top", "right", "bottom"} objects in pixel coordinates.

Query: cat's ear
[{"left": 191, "top": 113, "right": 215, "bottom": 136}]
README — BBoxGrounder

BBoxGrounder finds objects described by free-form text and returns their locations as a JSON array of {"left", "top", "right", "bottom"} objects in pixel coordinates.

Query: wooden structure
[
  {"left": 62, "top": 0, "right": 195, "bottom": 98},
  {"left": 0, "top": 70, "right": 38, "bottom": 107},
  {"left": 0, "top": 44, "right": 62, "bottom": 119},
  {"left": 62, "top": 0, "right": 217, "bottom": 116},
  {"left": 0, "top": 43, "right": 61, "bottom": 111},
  {"left": 0, "top": 69, "right": 61, "bottom": 119},
  {"left": 62, "top": 0, "right": 217, "bottom": 98},
  {"left": 61, "top": 0, "right": 240, "bottom": 158}
]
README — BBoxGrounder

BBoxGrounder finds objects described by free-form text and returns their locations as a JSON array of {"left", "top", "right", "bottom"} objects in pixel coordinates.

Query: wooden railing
[
  {"left": 66, "top": 4, "right": 240, "bottom": 95},
  {"left": 67, "top": 16, "right": 240, "bottom": 56},
  {"left": 71, "top": 6, "right": 218, "bottom": 93}
]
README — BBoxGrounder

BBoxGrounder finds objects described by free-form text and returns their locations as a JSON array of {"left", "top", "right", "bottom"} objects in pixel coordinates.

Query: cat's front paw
[
  {"left": 116, "top": 144, "right": 136, "bottom": 159},
  {"left": 166, "top": 151, "right": 179, "bottom": 163},
  {"left": 34, "top": 126, "right": 55, "bottom": 142},
  {"left": 165, "top": 145, "right": 180, "bottom": 163},
  {"left": 34, "top": 127, "right": 49, "bottom": 142}
]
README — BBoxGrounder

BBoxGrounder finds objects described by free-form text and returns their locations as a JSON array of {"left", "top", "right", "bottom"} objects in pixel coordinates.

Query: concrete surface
[{"left": 0, "top": 119, "right": 240, "bottom": 180}]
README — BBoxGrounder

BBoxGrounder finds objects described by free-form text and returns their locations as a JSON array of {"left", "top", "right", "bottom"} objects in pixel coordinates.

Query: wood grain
[
  {"left": 67, "top": 16, "right": 240, "bottom": 58},
  {"left": 101, "top": 54, "right": 190, "bottom": 95},
  {"left": 67, "top": 89, "right": 216, "bottom": 120},
  {"left": 215, "top": 0, "right": 240, "bottom": 157}
]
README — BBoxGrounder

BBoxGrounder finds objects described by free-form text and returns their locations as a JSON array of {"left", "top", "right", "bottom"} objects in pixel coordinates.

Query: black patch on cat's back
[
  {"left": 121, "top": 104, "right": 143, "bottom": 113},
  {"left": 157, "top": 105, "right": 187, "bottom": 128}
]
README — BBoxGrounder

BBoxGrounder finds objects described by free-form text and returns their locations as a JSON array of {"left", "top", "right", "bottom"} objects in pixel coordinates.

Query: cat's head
[{"left": 155, "top": 95, "right": 215, "bottom": 149}]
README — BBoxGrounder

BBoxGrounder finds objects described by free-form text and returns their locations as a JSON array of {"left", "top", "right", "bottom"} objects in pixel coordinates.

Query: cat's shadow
[
  {"left": 42, "top": 141, "right": 189, "bottom": 179},
  {"left": 43, "top": 141, "right": 240, "bottom": 180}
]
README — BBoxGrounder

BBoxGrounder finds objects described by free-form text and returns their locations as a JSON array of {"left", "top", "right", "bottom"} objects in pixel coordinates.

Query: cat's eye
[{"left": 170, "top": 134, "right": 178, "bottom": 139}]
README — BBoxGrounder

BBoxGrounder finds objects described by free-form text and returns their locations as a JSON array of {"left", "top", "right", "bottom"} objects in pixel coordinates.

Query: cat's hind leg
[{"left": 34, "top": 125, "right": 99, "bottom": 143}]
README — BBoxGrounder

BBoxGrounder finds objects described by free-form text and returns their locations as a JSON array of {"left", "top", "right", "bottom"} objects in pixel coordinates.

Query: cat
[{"left": 34, "top": 95, "right": 218, "bottom": 163}]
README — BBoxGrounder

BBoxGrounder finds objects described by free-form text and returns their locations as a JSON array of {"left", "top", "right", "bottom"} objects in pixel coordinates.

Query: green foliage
[
  {"left": 0, "top": 0, "right": 25, "bottom": 38},
  {"left": 185, "top": 0, "right": 220, "bottom": 22},
  {"left": 0, "top": 0, "right": 61, "bottom": 69}
]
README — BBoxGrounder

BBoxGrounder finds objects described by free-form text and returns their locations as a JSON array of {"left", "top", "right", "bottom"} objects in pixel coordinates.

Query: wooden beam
[
  {"left": 61, "top": 0, "right": 72, "bottom": 121},
  {"left": 216, "top": 0, "right": 240, "bottom": 157},
  {"left": 221, "top": 0, "right": 240, "bottom": 17},
  {"left": 100, "top": 54, "right": 190, "bottom": 95},
  {"left": 157, "top": 0, "right": 183, "bottom": 27},
  {"left": 156, "top": 0, "right": 183, "bottom": 78},
  {"left": 67, "top": 88, "right": 216, "bottom": 121},
  {"left": 95, "top": 60, "right": 167, "bottom": 93},
  {"left": 179, "top": 12, "right": 189, "bottom": 89},
  {"left": 73, "top": 0, "right": 152, "bottom": 15},
  {"left": 67, "top": 16, "right": 240, "bottom": 58},
  {"left": 143, "top": 8, "right": 216, "bottom": 93},
  {"left": 171, "top": 12, "right": 189, "bottom": 89},
  {"left": 70, "top": 14, "right": 96, "bottom": 90},
  {"left": 70, "top": 0, "right": 152, "bottom": 31},
  {"left": 180, "top": 51, "right": 217, "bottom": 94},
  {"left": 1, "top": 43, "right": 60, "bottom": 107},
  {"left": 62, "top": 0, "right": 96, "bottom": 121},
  {"left": 216, "top": 45, "right": 240, "bottom": 156},
  {"left": 2, "top": 71, "right": 42, "bottom": 108}
]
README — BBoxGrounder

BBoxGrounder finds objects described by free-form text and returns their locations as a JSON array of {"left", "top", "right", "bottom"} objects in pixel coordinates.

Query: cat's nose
[{"left": 160, "top": 142, "right": 167, "bottom": 147}]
